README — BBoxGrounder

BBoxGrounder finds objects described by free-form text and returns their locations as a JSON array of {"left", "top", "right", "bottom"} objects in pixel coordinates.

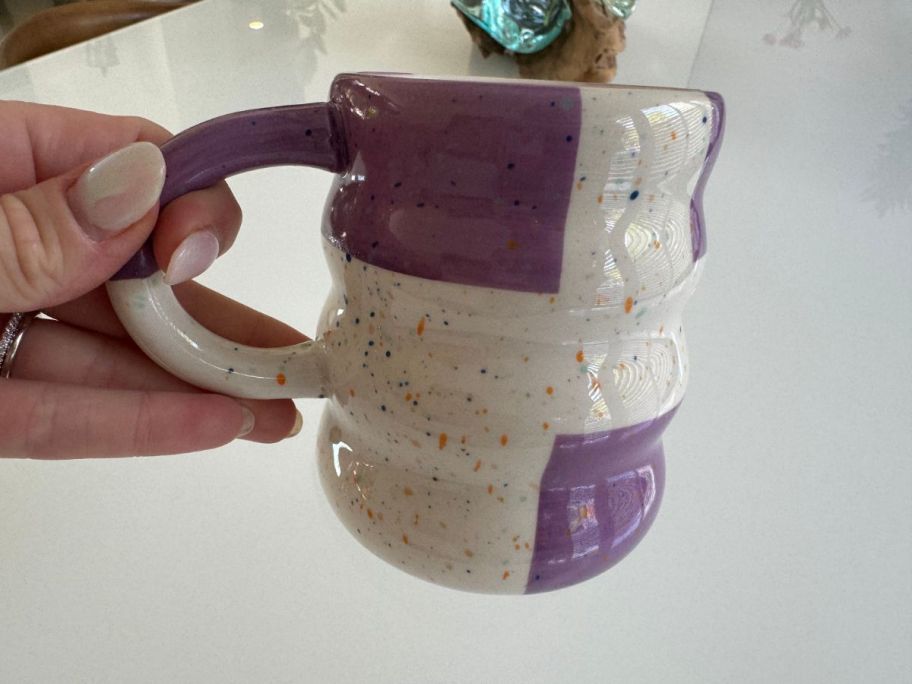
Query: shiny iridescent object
[
  {"left": 452, "top": 0, "right": 572, "bottom": 53},
  {"left": 600, "top": 0, "right": 637, "bottom": 20}
]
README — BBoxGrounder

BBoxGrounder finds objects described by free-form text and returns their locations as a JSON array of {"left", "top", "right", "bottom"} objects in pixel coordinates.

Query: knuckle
[
  {"left": 22, "top": 384, "right": 61, "bottom": 457},
  {"left": 130, "top": 391, "right": 157, "bottom": 455},
  {"left": 0, "top": 192, "right": 65, "bottom": 307}
]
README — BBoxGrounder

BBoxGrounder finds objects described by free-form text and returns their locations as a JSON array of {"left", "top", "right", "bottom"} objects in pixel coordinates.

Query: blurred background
[{"left": 0, "top": 1, "right": 909, "bottom": 683}]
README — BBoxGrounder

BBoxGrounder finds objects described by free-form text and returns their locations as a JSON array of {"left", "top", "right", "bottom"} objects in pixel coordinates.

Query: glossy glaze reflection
[{"left": 108, "top": 73, "right": 724, "bottom": 593}]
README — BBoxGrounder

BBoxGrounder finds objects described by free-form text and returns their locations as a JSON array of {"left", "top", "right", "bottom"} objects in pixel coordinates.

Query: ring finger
[{"left": 9, "top": 318, "right": 300, "bottom": 444}]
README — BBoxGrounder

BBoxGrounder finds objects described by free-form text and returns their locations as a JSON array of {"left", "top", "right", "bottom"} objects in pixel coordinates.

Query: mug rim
[{"left": 335, "top": 71, "right": 720, "bottom": 99}]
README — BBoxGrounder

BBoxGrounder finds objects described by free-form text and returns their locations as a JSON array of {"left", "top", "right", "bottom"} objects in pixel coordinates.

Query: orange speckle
[
  {"left": 523, "top": 356, "right": 529, "bottom": 363},
  {"left": 367, "top": 508, "right": 374, "bottom": 519},
  {"left": 576, "top": 181, "right": 583, "bottom": 190},
  {"left": 500, "top": 434, "right": 509, "bottom": 447},
  {"left": 487, "top": 484, "right": 494, "bottom": 495},
  {"left": 405, "top": 392, "right": 413, "bottom": 401},
  {"left": 461, "top": 435, "right": 467, "bottom": 445},
  {"left": 416, "top": 317, "right": 426, "bottom": 336},
  {"left": 597, "top": 194, "right": 604, "bottom": 204},
  {"left": 671, "top": 130, "right": 677, "bottom": 141},
  {"left": 654, "top": 240, "right": 661, "bottom": 250},
  {"left": 439, "top": 521, "right": 447, "bottom": 529},
  {"left": 438, "top": 433, "right": 448, "bottom": 450},
  {"left": 497, "top": 496, "right": 505, "bottom": 503},
  {"left": 464, "top": 548, "right": 474, "bottom": 557},
  {"left": 506, "top": 239, "right": 519, "bottom": 250},
  {"left": 410, "top": 439, "right": 421, "bottom": 448},
  {"left": 484, "top": 426, "right": 490, "bottom": 433},
  {"left": 473, "top": 459, "right": 482, "bottom": 472},
  {"left": 524, "top": 542, "right": 531, "bottom": 550},
  {"left": 546, "top": 386, "right": 554, "bottom": 395},
  {"left": 348, "top": 388, "right": 355, "bottom": 397},
  {"left": 590, "top": 378, "right": 601, "bottom": 390},
  {"left": 635, "top": 177, "right": 643, "bottom": 186},
  {"left": 515, "top": 544, "right": 521, "bottom": 550},
  {"left": 576, "top": 350, "right": 584, "bottom": 363},
  {"left": 543, "top": 422, "right": 550, "bottom": 430},
  {"left": 549, "top": 296, "right": 556, "bottom": 304},
  {"left": 377, "top": 512, "right": 384, "bottom": 521},
  {"left": 275, "top": 373, "right": 287, "bottom": 386},
  {"left": 402, "top": 534, "right": 409, "bottom": 544},
  {"left": 413, "top": 513, "right": 420, "bottom": 526},
  {"left": 482, "top": 408, "right": 488, "bottom": 415},
  {"left": 624, "top": 296, "right": 634, "bottom": 314},
  {"left": 403, "top": 486, "right": 414, "bottom": 496},
  {"left": 648, "top": 193, "right": 655, "bottom": 202},
  {"left": 502, "top": 570, "right": 510, "bottom": 580}
]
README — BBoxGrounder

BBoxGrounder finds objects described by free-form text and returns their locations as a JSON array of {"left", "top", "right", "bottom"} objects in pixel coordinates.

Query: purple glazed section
[
  {"left": 690, "top": 91, "right": 725, "bottom": 261},
  {"left": 112, "top": 103, "right": 345, "bottom": 280},
  {"left": 525, "top": 408, "right": 676, "bottom": 594},
  {"left": 324, "top": 74, "right": 581, "bottom": 293}
]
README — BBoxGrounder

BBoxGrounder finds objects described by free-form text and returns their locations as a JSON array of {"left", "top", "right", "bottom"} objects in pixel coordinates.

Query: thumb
[{"left": 0, "top": 142, "right": 165, "bottom": 312}]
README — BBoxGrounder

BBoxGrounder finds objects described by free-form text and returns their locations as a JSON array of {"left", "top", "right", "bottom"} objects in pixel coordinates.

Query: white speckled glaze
[{"left": 108, "top": 75, "right": 722, "bottom": 593}]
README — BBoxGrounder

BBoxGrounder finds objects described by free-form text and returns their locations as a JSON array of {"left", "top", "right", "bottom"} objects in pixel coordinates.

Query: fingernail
[
  {"left": 164, "top": 231, "right": 220, "bottom": 285},
  {"left": 67, "top": 142, "right": 165, "bottom": 237},
  {"left": 238, "top": 406, "right": 256, "bottom": 437},
  {"left": 286, "top": 409, "right": 303, "bottom": 439}
]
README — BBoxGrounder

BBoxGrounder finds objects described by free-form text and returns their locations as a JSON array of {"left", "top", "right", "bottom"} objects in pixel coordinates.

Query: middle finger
[{"left": 45, "top": 280, "right": 307, "bottom": 347}]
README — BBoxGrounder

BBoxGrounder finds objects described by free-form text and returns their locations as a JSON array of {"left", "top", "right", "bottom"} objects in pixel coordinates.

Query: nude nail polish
[
  {"left": 67, "top": 142, "right": 165, "bottom": 237},
  {"left": 238, "top": 406, "right": 256, "bottom": 437},
  {"left": 164, "top": 231, "right": 220, "bottom": 285}
]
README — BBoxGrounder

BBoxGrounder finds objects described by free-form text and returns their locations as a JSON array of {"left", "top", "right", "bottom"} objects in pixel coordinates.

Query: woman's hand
[{"left": 0, "top": 101, "right": 304, "bottom": 458}]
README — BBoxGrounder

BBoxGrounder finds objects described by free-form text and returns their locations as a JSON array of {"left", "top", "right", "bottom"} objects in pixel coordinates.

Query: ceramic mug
[{"left": 107, "top": 73, "right": 724, "bottom": 594}]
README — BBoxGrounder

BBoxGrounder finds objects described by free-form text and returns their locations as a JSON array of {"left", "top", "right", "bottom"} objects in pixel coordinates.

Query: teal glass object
[
  {"left": 604, "top": 0, "right": 637, "bottom": 20},
  {"left": 452, "top": 0, "right": 572, "bottom": 54}
]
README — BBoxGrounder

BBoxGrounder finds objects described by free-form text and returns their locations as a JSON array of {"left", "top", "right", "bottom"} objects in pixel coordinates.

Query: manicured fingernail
[
  {"left": 164, "top": 231, "right": 220, "bottom": 285},
  {"left": 238, "top": 406, "right": 256, "bottom": 437},
  {"left": 286, "top": 409, "right": 303, "bottom": 439},
  {"left": 67, "top": 142, "right": 165, "bottom": 238}
]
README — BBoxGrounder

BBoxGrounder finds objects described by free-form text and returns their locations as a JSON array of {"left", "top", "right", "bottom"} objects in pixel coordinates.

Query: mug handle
[{"left": 106, "top": 103, "right": 346, "bottom": 399}]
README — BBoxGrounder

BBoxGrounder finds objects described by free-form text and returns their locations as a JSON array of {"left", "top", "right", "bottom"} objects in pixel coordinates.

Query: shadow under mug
[{"left": 107, "top": 73, "right": 724, "bottom": 594}]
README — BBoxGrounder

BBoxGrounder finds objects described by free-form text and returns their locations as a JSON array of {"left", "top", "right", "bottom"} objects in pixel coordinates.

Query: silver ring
[{"left": 0, "top": 312, "right": 37, "bottom": 379}]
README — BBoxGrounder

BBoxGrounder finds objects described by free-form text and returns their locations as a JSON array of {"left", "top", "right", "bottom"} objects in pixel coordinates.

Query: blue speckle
[
  {"left": 565, "top": 134, "right": 574, "bottom": 142},
  {"left": 629, "top": 190, "right": 640, "bottom": 200},
  {"left": 345, "top": 253, "right": 352, "bottom": 262}
]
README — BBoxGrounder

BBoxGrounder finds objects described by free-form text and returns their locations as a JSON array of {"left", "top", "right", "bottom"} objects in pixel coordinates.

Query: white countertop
[{"left": 1, "top": 1, "right": 909, "bottom": 682}]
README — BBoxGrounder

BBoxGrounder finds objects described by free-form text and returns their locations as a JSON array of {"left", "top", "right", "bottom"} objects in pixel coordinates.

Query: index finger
[
  {"left": 1, "top": 101, "right": 170, "bottom": 188},
  {"left": 2, "top": 101, "right": 243, "bottom": 272}
]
